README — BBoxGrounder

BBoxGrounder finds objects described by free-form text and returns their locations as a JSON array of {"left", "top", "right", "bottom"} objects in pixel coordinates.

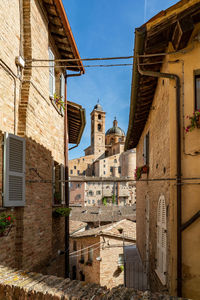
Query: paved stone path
[{"left": 0, "top": 265, "right": 191, "bottom": 299}]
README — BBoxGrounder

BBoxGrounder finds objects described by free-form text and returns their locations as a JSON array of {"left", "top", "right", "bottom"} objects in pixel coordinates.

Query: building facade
[
  {"left": 0, "top": 0, "right": 85, "bottom": 277},
  {"left": 69, "top": 219, "right": 136, "bottom": 288},
  {"left": 125, "top": 1, "right": 200, "bottom": 299},
  {"left": 69, "top": 104, "right": 136, "bottom": 206}
]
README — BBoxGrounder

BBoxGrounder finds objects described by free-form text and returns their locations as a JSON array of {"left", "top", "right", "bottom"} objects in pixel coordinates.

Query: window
[
  {"left": 118, "top": 166, "right": 121, "bottom": 174},
  {"left": 143, "top": 132, "right": 149, "bottom": 165},
  {"left": 76, "top": 183, "right": 81, "bottom": 188},
  {"left": 98, "top": 124, "right": 101, "bottom": 131},
  {"left": 110, "top": 167, "right": 113, "bottom": 173},
  {"left": 92, "top": 200, "right": 95, "bottom": 204},
  {"left": 76, "top": 194, "right": 81, "bottom": 200},
  {"left": 104, "top": 171, "right": 106, "bottom": 175},
  {"left": 74, "top": 166, "right": 76, "bottom": 169},
  {"left": 83, "top": 171, "right": 86, "bottom": 175},
  {"left": 77, "top": 170, "right": 80, "bottom": 175},
  {"left": 88, "top": 200, "right": 91, "bottom": 204},
  {"left": 70, "top": 170, "right": 73, "bottom": 175},
  {"left": 83, "top": 158, "right": 85, "bottom": 161},
  {"left": 78, "top": 159, "right": 80, "bottom": 164},
  {"left": 96, "top": 191, "right": 101, "bottom": 195},
  {"left": 53, "top": 162, "right": 65, "bottom": 205},
  {"left": 3, "top": 133, "right": 26, "bottom": 207},
  {"left": 118, "top": 254, "right": 124, "bottom": 266},
  {"left": 98, "top": 114, "right": 101, "bottom": 120},
  {"left": 114, "top": 159, "right": 117, "bottom": 163},
  {"left": 73, "top": 241, "right": 77, "bottom": 251},
  {"left": 195, "top": 74, "right": 200, "bottom": 110},
  {"left": 88, "top": 190, "right": 93, "bottom": 196},
  {"left": 156, "top": 195, "right": 167, "bottom": 285},
  {"left": 49, "top": 48, "right": 55, "bottom": 97},
  {"left": 88, "top": 248, "right": 93, "bottom": 263}
]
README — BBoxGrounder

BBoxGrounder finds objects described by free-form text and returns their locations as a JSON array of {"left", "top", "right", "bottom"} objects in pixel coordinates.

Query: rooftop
[{"left": 71, "top": 219, "right": 136, "bottom": 241}]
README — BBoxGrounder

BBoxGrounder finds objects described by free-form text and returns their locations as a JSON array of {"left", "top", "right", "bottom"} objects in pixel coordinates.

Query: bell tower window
[
  {"left": 98, "top": 114, "right": 101, "bottom": 120},
  {"left": 98, "top": 124, "right": 102, "bottom": 131}
]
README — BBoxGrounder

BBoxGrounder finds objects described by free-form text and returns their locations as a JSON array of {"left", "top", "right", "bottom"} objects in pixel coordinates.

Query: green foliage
[
  {"left": 0, "top": 213, "right": 15, "bottom": 233},
  {"left": 102, "top": 197, "right": 107, "bottom": 206},
  {"left": 112, "top": 194, "right": 116, "bottom": 204},
  {"left": 119, "top": 265, "right": 124, "bottom": 272},
  {"left": 53, "top": 207, "right": 71, "bottom": 217},
  {"left": 54, "top": 93, "right": 65, "bottom": 110},
  {"left": 185, "top": 110, "right": 200, "bottom": 132}
]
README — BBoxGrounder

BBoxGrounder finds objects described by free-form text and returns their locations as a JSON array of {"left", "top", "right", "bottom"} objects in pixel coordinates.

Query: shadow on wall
[{"left": 0, "top": 133, "right": 65, "bottom": 277}]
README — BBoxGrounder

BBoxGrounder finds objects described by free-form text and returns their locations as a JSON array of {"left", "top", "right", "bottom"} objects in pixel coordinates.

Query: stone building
[
  {"left": 0, "top": 0, "right": 85, "bottom": 277},
  {"left": 69, "top": 104, "right": 136, "bottom": 206},
  {"left": 125, "top": 1, "right": 200, "bottom": 299},
  {"left": 69, "top": 219, "right": 136, "bottom": 288}
]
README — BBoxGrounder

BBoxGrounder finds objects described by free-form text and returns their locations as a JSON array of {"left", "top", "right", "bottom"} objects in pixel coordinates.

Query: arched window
[
  {"left": 98, "top": 114, "right": 101, "bottom": 120},
  {"left": 98, "top": 124, "right": 101, "bottom": 131},
  {"left": 156, "top": 195, "right": 167, "bottom": 285}
]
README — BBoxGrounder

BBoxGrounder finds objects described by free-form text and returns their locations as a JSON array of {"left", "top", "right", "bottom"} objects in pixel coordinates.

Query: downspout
[
  {"left": 137, "top": 56, "right": 182, "bottom": 295},
  {"left": 64, "top": 70, "right": 83, "bottom": 278}
]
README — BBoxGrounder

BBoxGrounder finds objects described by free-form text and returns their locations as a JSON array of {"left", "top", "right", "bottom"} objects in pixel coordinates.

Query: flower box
[
  {"left": 185, "top": 110, "right": 200, "bottom": 132},
  {"left": 0, "top": 213, "right": 15, "bottom": 237},
  {"left": 134, "top": 165, "right": 149, "bottom": 180}
]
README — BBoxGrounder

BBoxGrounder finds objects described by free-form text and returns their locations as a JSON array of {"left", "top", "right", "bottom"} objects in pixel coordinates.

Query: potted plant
[
  {"left": 0, "top": 213, "right": 15, "bottom": 237},
  {"left": 118, "top": 265, "right": 124, "bottom": 272},
  {"left": 53, "top": 207, "right": 71, "bottom": 218},
  {"left": 185, "top": 110, "right": 200, "bottom": 132},
  {"left": 53, "top": 93, "right": 65, "bottom": 111},
  {"left": 134, "top": 165, "right": 149, "bottom": 180}
]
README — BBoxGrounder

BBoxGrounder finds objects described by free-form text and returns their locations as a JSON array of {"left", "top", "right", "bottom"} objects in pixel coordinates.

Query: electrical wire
[
  {"left": 69, "top": 241, "right": 104, "bottom": 256},
  {"left": 26, "top": 63, "right": 133, "bottom": 69},
  {"left": 69, "top": 244, "right": 103, "bottom": 258}
]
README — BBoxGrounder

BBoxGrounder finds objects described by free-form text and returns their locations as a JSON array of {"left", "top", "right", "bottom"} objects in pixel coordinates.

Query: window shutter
[
  {"left": 49, "top": 48, "right": 55, "bottom": 97},
  {"left": 60, "top": 74, "right": 65, "bottom": 115},
  {"left": 156, "top": 195, "right": 167, "bottom": 284},
  {"left": 3, "top": 133, "right": 26, "bottom": 207},
  {"left": 143, "top": 136, "right": 147, "bottom": 164}
]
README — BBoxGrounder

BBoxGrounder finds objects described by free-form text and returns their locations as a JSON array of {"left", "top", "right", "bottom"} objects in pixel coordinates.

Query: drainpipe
[
  {"left": 64, "top": 70, "right": 83, "bottom": 278},
  {"left": 137, "top": 59, "right": 182, "bottom": 296}
]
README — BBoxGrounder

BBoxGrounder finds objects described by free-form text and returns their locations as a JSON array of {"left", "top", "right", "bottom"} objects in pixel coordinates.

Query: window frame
[{"left": 195, "top": 73, "right": 200, "bottom": 111}]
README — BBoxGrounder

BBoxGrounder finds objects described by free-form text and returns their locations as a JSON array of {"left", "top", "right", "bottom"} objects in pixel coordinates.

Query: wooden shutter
[
  {"left": 49, "top": 48, "right": 55, "bottom": 97},
  {"left": 143, "top": 132, "right": 149, "bottom": 165},
  {"left": 3, "top": 133, "right": 26, "bottom": 207}
]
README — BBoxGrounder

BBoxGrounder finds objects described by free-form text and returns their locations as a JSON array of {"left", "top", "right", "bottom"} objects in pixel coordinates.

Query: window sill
[
  {"left": 50, "top": 96, "right": 64, "bottom": 117},
  {"left": 155, "top": 269, "right": 166, "bottom": 286}
]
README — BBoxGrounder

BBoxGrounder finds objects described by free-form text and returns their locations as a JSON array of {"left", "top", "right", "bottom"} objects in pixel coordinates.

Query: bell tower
[{"left": 91, "top": 102, "right": 105, "bottom": 157}]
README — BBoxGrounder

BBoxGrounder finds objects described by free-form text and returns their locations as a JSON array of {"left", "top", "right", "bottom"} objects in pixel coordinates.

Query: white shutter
[
  {"left": 60, "top": 74, "right": 65, "bottom": 115},
  {"left": 60, "top": 164, "right": 65, "bottom": 204},
  {"left": 156, "top": 195, "right": 167, "bottom": 284},
  {"left": 3, "top": 133, "right": 25, "bottom": 207},
  {"left": 49, "top": 48, "right": 55, "bottom": 97}
]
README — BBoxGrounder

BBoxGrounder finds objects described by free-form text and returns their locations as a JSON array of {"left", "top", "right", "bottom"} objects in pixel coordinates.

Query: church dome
[
  {"left": 94, "top": 103, "right": 103, "bottom": 111},
  {"left": 106, "top": 118, "right": 125, "bottom": 136}
]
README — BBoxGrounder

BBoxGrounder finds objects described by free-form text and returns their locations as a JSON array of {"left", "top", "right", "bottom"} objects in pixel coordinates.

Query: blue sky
[{"left": 65, "top": 0, "right": 178, "bottom": 159}]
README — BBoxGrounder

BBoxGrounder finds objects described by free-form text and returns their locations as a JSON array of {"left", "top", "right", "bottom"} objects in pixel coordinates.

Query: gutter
[{"left": 135, "top": 32, "right": 182, "bottom": 295}]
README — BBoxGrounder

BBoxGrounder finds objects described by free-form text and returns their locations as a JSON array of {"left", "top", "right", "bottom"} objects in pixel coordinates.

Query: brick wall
[
  {"left": 136, "top": 66, "right": 171, "bottom": 293},
  {"left": 0, "top": 0, "right": 66, "bottom": 277}
]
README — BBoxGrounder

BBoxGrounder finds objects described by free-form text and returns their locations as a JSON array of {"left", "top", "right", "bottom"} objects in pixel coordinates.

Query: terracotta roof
[
  {"left": 71, "top": 219, "right": 136, "bottom": 241},
  {"left": 70, "top": 205, "right": 136, "bottom": 223},
  {"left": 125, "top": 0, "right": 200, "bottom": 150},
  {"left": 69, "top": 220, "right": 87, "bottom": 235}
]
